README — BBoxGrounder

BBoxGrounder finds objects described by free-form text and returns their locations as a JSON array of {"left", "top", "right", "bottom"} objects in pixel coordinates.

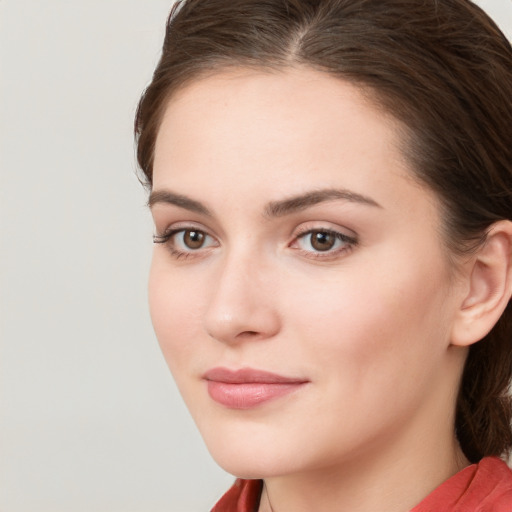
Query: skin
[{"left": 149, "top": 67, "right": 474, "bottom": 512}]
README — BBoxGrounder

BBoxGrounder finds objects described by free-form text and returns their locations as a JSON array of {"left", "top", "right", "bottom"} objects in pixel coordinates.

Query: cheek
[
  {"left": 285, "top": 255, "right": 453, "bottom": 382},
  {"left": 148, "top": 257, "right": 205, "bottom": 375},
  {"left": 275, "top": 264, "right": 454, "bottom": 457}
]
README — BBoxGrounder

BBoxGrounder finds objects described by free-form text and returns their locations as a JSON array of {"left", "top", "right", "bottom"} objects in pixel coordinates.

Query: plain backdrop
[{"left": 0, "top": 1, "right": 511, "bottom": 511}]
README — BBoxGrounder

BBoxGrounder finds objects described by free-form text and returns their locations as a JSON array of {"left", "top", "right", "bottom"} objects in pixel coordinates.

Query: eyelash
[
  {"left": 153, "top": 226, "right": 358, "bottom": 261},
  {"left": 153, "top": 228, "right": 217, "bottom": 260},
  {"left": 292, "top": 227, "right": 358, "bottom": 260}
]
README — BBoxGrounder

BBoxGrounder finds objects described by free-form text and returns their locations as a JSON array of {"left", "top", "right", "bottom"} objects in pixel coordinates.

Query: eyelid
[
  {"left": 154, "top": 220, "right": 213, "bottom": 240},
  {"left": 289, "top": 223, "right": 358, "bottom": 259},
  {"left": 153, "top": 222, "right": 220, "bottom": 259},
  {"left": 292, "top": 222, "right": 357, "bottom": 241}
]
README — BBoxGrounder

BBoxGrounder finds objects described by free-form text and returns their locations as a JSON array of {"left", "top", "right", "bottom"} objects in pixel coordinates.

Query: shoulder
[
  {"left": 469, "top": 457, "right": 512, "bottom": 512},
  {"left": 412, "top": 457, "right": 512, "bottom": 512}
]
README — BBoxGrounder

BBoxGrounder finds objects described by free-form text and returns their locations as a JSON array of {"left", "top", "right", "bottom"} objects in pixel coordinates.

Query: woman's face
[{"left": 149, "top": 67, "right": 465, "bottom": 478}]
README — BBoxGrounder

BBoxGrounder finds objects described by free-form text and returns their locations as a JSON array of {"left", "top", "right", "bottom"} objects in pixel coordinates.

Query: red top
[{"left": 211, "top": 457, "right": 512, "bottom": 512}]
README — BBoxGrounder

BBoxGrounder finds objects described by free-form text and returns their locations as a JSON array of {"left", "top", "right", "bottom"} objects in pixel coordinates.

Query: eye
[
  {"left": 177, "top": 229, "right": 208, "bottom": 250},
  {"left": 292, "top": 228, "right": 357, "bottom": 257},
  {"left": 153, "top": 227, "right": 218, "bottom": 257},
  {"left": 302, "top": 230, "right": 338, "bottom": 252}
]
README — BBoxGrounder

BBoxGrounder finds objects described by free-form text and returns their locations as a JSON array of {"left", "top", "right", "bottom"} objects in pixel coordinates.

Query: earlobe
[{"left": 451, "top": 220, "right": 512, "bottom": 347}]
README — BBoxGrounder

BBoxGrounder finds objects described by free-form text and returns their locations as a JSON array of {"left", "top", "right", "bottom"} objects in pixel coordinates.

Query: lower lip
[{"left": 206, "top": 381, "right": 305, "bottom": 409}]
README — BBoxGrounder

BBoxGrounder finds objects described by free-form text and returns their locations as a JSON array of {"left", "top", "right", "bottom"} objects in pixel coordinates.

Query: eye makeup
[{"left": 153, "top": 222, "right": 358, "bottom": 263}]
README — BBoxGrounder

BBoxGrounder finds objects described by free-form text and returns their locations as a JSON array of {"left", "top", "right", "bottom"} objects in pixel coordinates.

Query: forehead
[
  {"left": 156, "top": 67, "right": 398, "bottom": 148},
  {"left": 152, "top": 66, "right": 434, "bottom": 219}
]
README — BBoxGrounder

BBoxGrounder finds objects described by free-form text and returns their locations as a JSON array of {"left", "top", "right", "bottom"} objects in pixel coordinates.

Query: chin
[
  {"left": 195, "top": 418, "right": 297, "bottom": 479},
  {"left": 209, "top": 447, "right": 286, "bottom": 480}
]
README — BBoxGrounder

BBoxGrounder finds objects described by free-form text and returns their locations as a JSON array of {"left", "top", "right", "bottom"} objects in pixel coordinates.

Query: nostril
[{"left": 238, "top": 330, "right": 259, "bottom": 338}]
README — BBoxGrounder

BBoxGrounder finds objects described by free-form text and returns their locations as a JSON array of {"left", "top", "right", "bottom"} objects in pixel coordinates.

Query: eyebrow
[
  {"left": 264, "top": 188, "right": 382, "bottom": 217},
  {"left": 148, "top": 190, "right": 212, "bottom": 216},
  {"left": 148, "top": 187, "right": 381, "bottom": 217}
]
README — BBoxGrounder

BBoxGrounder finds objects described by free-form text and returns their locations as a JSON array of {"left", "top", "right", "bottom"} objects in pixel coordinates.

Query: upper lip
[{"left": 203, "top": 367, "right": 309, "bottom": 384}]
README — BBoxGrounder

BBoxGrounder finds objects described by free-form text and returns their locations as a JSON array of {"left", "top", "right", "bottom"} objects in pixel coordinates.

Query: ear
[{"left": 450, "top": 220, "right": 512, "bottom": 347}]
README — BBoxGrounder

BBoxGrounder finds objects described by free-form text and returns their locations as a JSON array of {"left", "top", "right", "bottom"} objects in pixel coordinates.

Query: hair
[{"left": 135, "top": 0, "right": 512, "bottom": 463}]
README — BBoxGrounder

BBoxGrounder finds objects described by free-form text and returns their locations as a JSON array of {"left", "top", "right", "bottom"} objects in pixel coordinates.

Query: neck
[{"left": 260, "top": 437, "right": 468, "bottom": 512}]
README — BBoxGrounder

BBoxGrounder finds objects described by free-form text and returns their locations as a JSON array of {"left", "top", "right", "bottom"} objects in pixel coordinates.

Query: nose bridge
[{"left": 204, "top": 242, "right": 280, "bottom": 343}]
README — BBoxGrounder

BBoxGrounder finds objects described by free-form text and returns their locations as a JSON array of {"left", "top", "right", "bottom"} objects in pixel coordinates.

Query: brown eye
[
  {"left": 153, "top": 227, "right": 218, "bottom": 257},
  {"left": 310, "top": 230, "right": 336, "bottom": 251},
  {"left": 293, "top": 228, "right": 356, "bottom": 257},
  {"left": 183, "top": 229, "right": 205, "bottom": 249}
]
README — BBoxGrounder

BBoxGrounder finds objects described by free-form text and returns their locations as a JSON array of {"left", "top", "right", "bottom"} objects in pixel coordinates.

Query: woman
[{"left": 135, "top": 0, "right": 512, "bottom": 510}]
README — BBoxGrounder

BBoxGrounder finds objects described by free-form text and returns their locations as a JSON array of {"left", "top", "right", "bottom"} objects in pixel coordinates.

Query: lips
[{"left": 203, "top": 367, "right": 308, "bottom": 409}]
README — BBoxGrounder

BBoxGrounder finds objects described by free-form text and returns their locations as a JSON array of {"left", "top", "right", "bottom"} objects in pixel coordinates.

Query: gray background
[{"left": 1, "top": 1, "right": 511, "bottom": 511}]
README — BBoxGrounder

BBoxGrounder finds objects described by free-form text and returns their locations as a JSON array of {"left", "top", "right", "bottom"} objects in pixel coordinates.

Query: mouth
[{"left": 202, "top": 367, "right": 309, "bottom": 409}]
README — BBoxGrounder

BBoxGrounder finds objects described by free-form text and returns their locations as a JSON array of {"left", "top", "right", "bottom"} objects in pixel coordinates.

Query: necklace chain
[{"left": 263, "top": 482, "right": 274, "bottom": 512}]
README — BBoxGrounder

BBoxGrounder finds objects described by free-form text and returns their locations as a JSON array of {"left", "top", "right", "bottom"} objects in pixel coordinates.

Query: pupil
[
  {"left": 312, "top": 231, "right": 334, "bottom": 251},
  {"left": 184, "top": 230, "right": 204, "bottom": 249}
]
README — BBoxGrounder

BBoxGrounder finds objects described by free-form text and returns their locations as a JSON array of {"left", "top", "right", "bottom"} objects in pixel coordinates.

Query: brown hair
[{"left": 135, "top": 0, "right": 512, "bottom": 463}]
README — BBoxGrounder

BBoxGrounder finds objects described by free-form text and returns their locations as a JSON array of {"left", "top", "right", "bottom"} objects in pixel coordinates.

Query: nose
[{"left": 203, "top": 253, "right": 281, "bottom": 344}]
